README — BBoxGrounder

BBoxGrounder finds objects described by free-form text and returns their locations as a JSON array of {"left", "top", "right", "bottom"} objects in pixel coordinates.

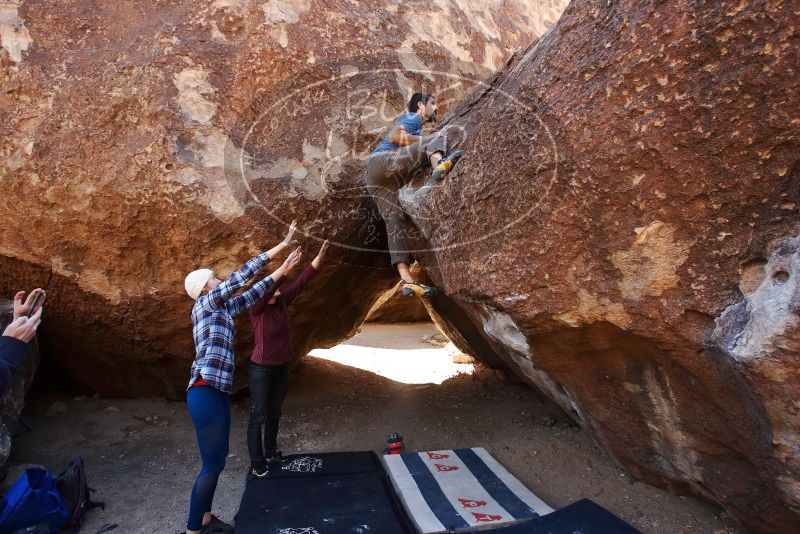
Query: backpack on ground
[
  {"left": 0, "top": 467, "right": 69, "bottom": 533},
  {"left": 54, "top": 456, "right": 104, "bottom": 533}
]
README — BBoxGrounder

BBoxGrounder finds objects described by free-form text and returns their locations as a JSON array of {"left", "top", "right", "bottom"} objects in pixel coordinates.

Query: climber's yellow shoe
[
  {"left": 401, "top": 280, "right": 438, "bottom": 298},
  {"left": 431, "top": 149, "right": 464, "bottom": 182}
]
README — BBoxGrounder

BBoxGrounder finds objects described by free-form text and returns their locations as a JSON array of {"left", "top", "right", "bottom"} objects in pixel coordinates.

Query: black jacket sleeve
[{"left": 0, "top": 336, "right": 29, "bottom": 395}]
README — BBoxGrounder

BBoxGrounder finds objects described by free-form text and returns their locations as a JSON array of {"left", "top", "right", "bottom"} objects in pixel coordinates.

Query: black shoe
[
  {"left": 200, "top": 515, "right": 234, "bottom": 534},
  {"left": 267, "top": 451, "right": 286, "bottom": 465},
  {"left": 431, "top": 149, "right": 464, "bottom": 181},
  {"left": 251, "top": 463, "right": 269, "bottom": 478}
]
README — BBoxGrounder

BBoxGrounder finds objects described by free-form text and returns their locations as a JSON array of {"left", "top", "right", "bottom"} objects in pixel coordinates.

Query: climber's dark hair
[{"left": 408, "top": 92, "right": 434, "bottom": 113}]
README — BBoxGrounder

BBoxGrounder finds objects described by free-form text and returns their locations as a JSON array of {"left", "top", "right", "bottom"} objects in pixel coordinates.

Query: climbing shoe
[
  {"left": 431, "top": 149, "right": 464, "bottom": 182},
  {"left": 401, "top": 281, "right": 438, "bottom": 298},
  {"left": 251, "top": 463, "right": 269, "bottom": 478},
  {"left": 267, "top": 450, "right": 286, "bottom": 465},
  {"left": 200, "top": 515, "right": 234, "bottom": 534}
]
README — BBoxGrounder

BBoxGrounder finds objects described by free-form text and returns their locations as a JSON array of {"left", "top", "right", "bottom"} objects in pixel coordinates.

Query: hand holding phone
[{"left": 27, "top": 289, "right": 45, "bottom": 318}]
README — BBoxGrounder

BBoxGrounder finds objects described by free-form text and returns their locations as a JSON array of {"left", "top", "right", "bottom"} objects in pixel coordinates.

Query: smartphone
[{"left": 27, "top": 290, "right": 44, "bottom": 318}]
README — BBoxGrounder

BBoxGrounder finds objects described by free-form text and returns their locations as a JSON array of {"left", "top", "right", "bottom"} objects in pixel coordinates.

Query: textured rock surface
[
  {"left": 398, "top": 0, "right": 800, "bottom": 531},
  {"left": 366, "top": 284, "right": 431, "bottom": 323},
  {"left": 0, "top": 300, "right": 39, "bottom": 471},
  {"left": 0, "top": 0, "right": 565, "bottom": 397}
]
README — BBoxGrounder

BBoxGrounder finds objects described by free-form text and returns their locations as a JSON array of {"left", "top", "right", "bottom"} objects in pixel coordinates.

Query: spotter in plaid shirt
[{"left": 188, "top": 252, "right": 274, "bottom": 393}]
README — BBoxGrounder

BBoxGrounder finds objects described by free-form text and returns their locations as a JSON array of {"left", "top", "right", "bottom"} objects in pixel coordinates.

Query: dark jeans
[
  {"left": 365, "top": 130, "right": 449, "bottom": 266},
  {"left": 247, "top": 362, "right": 289, "bottom": 466}
]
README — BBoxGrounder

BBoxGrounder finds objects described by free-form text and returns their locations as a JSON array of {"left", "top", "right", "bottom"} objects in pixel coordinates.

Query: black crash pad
[{"left": 234, "top": 451, "right": 413, "bottom": 534}]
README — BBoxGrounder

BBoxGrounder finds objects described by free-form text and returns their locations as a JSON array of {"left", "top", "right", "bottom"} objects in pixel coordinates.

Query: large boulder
[
  {"left": 399, "top": 0, "right": 800, "bottom": 531},
  {"left": 0, "top": 0, "right": 566, "bottom": 397}
]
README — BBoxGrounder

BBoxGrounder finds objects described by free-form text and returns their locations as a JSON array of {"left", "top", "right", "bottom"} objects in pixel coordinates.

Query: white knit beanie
[{"left": 185, "top": 268, "right": 214, "bottom": 300}]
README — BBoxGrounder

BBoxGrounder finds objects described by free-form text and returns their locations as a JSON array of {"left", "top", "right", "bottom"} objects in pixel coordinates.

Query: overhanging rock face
[
  {"left": 0, "top": 0, "right": 566, "bottom": 397},
  {"left": 399, "top": 0, "right": 800, "bottom": 531}
]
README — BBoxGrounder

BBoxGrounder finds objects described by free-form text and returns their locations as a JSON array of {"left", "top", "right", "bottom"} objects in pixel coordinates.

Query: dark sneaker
[
  {"left": 431, "top": 149, "right": 464, "bottom": 181},
  {"left": 401, "top": 280, "right": 438, "bottom": 298},
  {"left": 267, "top": 450, "right": 286, "bottom": 465},
  {"left": 200, "top": 515, "right": 234, "bottom": 534},
  {"left": 251, "top": 463, "right": 269, "bottom": 478}
]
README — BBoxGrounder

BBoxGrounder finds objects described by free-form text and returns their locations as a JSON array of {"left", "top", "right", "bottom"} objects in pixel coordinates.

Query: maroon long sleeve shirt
[{"left": 249, "top": 264, "right": 317, "bottom": 366}]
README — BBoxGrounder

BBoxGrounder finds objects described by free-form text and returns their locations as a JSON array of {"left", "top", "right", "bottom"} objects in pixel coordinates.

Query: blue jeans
[{"left": 186, "top": 385, "right": 230, "bottom": 531}]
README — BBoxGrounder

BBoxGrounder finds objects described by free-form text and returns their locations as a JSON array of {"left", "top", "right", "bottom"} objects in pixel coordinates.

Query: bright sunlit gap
[{"left": 308, "top": 323, "right": 474, "bottom": 385}]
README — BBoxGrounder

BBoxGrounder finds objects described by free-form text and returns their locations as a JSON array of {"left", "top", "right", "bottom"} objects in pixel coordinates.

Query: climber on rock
[
  {"left": 181, "top": 221, "right": 302, "bottom": 534},
  {"left": 247, "top": 239, "right": 329, "bottom": 478},
  {"left": 364, "top": 92, "right": 464, "bottom": 298}
]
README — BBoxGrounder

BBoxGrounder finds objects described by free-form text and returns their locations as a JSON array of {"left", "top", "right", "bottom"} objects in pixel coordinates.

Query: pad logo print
[
  {"left": 434, "top": 463, "right": 459, "bottom": 472},
  {"left": 281, "top": 456, "right": 323, "bottom": 473},
  {"left": 472, "top": 512, "right": 502, "bottom": 522},
  {"left": 276, "top": 528, "right": 320, "bottom": 534},
  {"left": 426, "top": 452, "right": 449, "bottom": 460},
  {"left": 458, "top": 498, "right": 487, "bottom": 508}
]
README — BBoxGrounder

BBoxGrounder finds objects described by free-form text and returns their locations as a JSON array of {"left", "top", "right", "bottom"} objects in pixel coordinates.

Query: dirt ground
[{"left": 7, "top": 324, "right": 743, "bottom": 534}]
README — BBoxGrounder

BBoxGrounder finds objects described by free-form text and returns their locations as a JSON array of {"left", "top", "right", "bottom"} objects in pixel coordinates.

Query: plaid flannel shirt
[{"left": 188, "top": 252, "right": 274, "bottom": 393}]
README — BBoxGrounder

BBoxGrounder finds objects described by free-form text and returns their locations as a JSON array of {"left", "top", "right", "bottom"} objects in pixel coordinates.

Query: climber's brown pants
[{"left": 364, "top": 133, "right": 448, "bottom": 266}]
